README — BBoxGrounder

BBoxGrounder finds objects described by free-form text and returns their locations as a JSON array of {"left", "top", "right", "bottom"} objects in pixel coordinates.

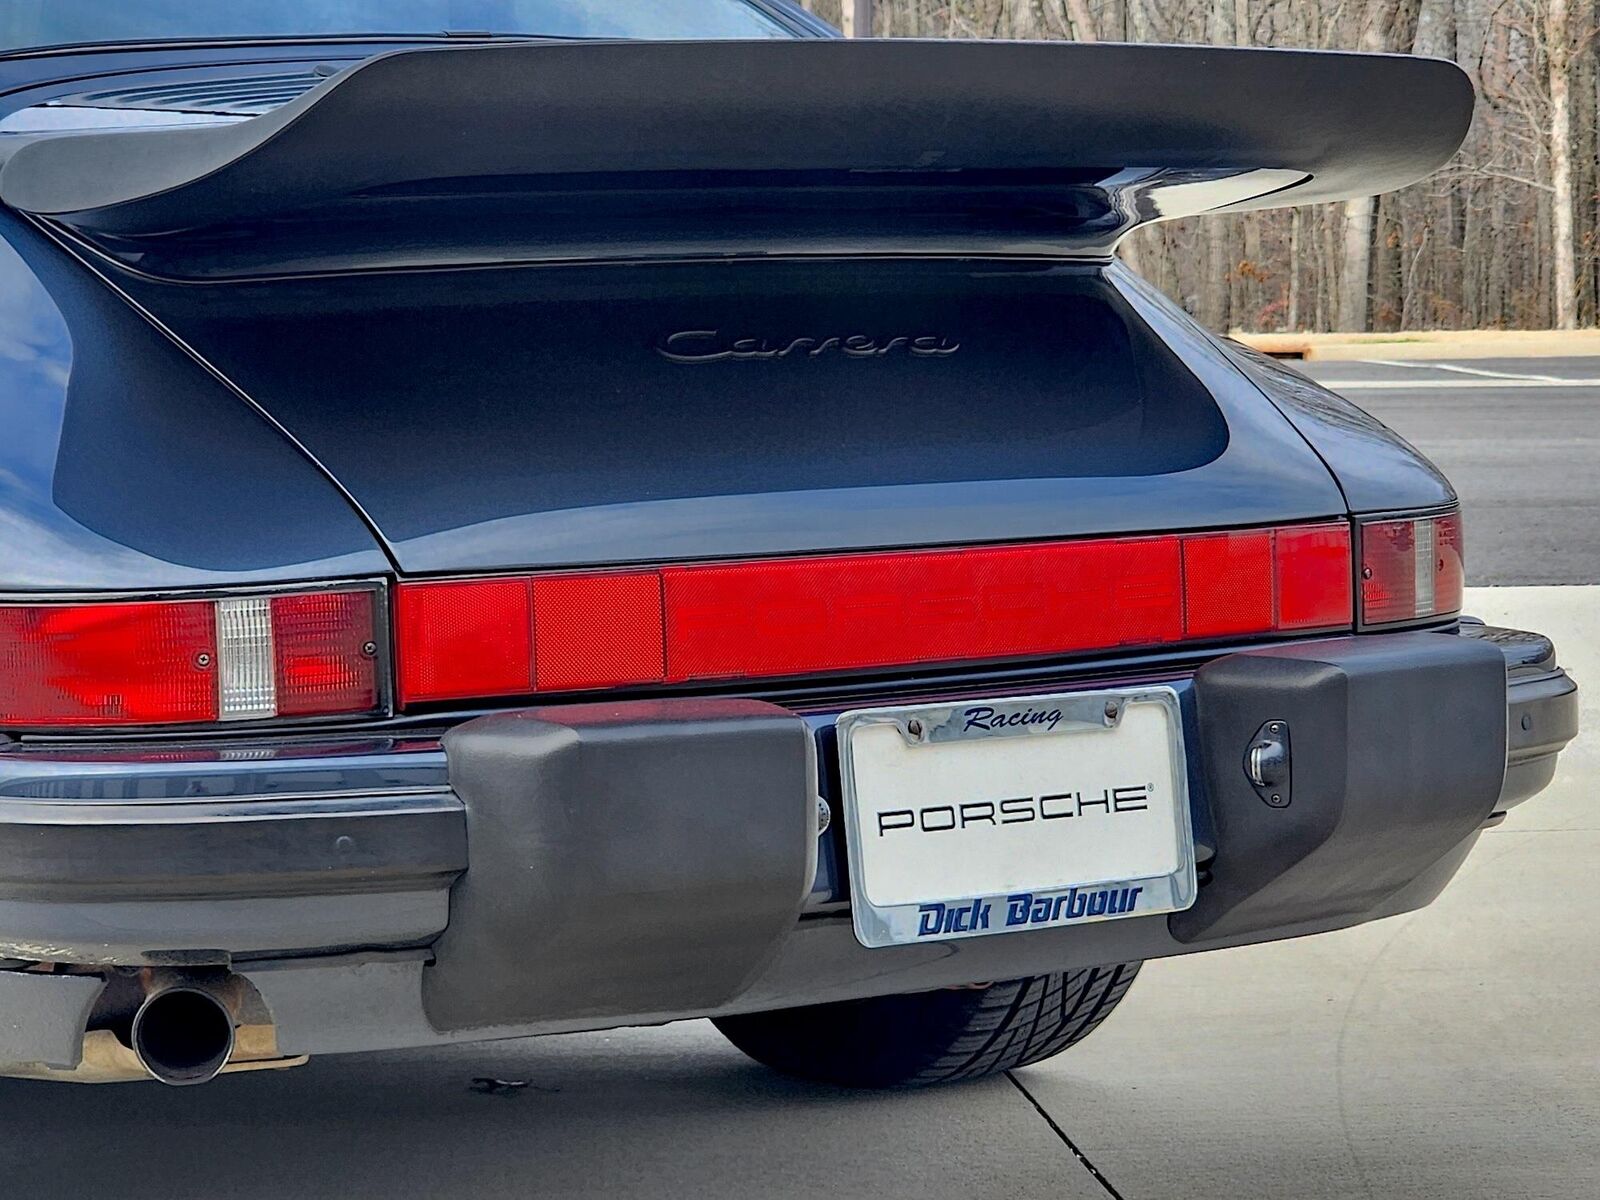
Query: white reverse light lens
[{"left": 215, "top": 596, "right": 276, "bottom": 720}]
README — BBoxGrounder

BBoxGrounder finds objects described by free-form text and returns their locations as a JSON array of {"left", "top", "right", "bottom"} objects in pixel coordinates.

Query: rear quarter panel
[
  {"left": 1209, "top": 330, "right": 1457, "bottom": 514},
  {"left": 0, "top": 211, "right": 387, "bottom": 590}
]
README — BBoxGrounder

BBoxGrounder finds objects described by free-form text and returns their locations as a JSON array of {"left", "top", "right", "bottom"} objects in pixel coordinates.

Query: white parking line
[
  {"left": 1355, "top": 359, "right": 1573, "bottom": 383},
  {"left": 1317, "top": 377, "right": 1600, "bottom": 391}
]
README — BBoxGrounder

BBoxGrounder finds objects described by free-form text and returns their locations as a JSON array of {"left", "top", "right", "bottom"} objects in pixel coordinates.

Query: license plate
[{"left": 837, "top": 687, "right": 1196, "bottom": 948}]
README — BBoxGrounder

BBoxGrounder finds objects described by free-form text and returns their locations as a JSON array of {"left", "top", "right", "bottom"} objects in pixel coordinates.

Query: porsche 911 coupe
[{"left": 0, "top": 1, "right": 1577, "bottom": 1087}]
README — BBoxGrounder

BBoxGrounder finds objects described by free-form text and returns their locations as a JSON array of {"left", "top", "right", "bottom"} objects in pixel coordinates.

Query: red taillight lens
[
  {"left": 0, "top": 587, "right": 383, "bottom": 729},
  {"left": 1181, "top": 524, "right": 1353, "bottom": 639},
  {"left": 394, "top": 522, "right": 1354, "bottom": 706},
  {"left": 662, "top": 537, "right": 1186, "bottom": 683},
  {"left": 394, "top": 578, "right": 532, "bottom": 705},
  {"left": 0, "top": 600, "right": 218, "bottom": 726},
  {"left": 1360, "top": 511, "right": 1464, "bottom": 625},
  {"left": 1276, "top": 523, "right": 1357, "bottom": 630},
  {"left": 271, "top": 591, "right": 379, "bottom": 717}
]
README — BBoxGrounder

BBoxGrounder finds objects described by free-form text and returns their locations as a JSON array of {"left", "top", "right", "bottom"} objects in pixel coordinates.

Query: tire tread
[{"left": 713, "top": 961, "right": 1142, "bottom": 1089}]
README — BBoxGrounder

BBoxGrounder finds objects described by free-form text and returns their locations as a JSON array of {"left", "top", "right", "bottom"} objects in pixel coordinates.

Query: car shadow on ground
[{"left": 0, "top": 1023, "right": 1103, "bottom": 1200}]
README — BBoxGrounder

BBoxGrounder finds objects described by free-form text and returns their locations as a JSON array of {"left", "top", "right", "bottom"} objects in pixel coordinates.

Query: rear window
[{"left": 0, "top": 0, "right": 792, "bottom": 52}]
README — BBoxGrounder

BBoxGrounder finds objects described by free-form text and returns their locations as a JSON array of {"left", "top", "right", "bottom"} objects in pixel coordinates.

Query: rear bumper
[
  {"left": 1461, "top": 621, "right": 1580, "bottom": 810},
  {"left": 0, "top": 625, "right": 1576, "bottom": 1071},
  {"left": 0, "top": 743, "right": 465, "bottom": 965}
]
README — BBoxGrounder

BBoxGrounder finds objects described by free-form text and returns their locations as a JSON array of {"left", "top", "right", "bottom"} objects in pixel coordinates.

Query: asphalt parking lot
[
  {"left": 4, "top": 358, "right": 1595, "bottom": 1200},
  {"left": 1302, "top": 357, "right": 1600, "bottom": 584}
]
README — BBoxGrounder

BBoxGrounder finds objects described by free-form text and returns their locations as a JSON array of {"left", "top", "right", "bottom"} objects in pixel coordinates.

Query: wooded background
[{"left": 799, "top": 0, "right": 1599, "bottom": 333}]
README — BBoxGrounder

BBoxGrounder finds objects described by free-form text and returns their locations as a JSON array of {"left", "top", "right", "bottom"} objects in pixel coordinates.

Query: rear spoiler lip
[
  {"left": 27, "top": 166, "right": 1313, "bottom": 282},
  {"left": 0, "top": 38, "right": 1473, "bottom": 248}
]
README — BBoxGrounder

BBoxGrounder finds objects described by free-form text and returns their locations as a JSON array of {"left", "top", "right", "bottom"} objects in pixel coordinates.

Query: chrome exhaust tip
[{"left": 130, "top": 986, "right": 236, "bottom": 1086}]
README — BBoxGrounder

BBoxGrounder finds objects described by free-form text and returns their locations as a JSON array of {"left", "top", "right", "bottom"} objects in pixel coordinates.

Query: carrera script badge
[{"left": 657, "top": 329, "right": 960, "bottom": 364}]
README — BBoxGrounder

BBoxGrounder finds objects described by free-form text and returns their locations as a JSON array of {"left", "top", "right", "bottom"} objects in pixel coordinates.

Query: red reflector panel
[
  {"left": 533, "top": 572, "right": 664, "bottom": 691},
  {"left": 394, "top": 579, "right": 532, "bottom": 704},
  {"left": 1182, "top": 531, "right": 1274, "bottom": 638},
  {"left": 392, "top": 522, "right": 1359, "bottom": 706},
  {"left": 1361, "top": 512, "right": 1464, "bottom": 625},
  {"left": 662, "top": 538, "right": 1185, "bottom": 683},
  {"left": 1275, "top": 523, "right": 1354, "bottom": 630},
  {"left": 0, "top": 600, "right": 217, "bottom": 726},
  {"left": 271, "top": 591, "right": 380, "bottom": 717}
]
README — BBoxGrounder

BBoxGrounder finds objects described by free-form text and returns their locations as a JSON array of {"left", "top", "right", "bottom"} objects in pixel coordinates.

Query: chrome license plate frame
[{"left": 837, "top": 687, "right": 1197, "bottom": 948}]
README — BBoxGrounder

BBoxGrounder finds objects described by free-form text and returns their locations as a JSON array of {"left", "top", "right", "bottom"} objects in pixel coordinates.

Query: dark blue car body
[{"left": 0, "top": 2, "right": 1575, "bottom": 1086}]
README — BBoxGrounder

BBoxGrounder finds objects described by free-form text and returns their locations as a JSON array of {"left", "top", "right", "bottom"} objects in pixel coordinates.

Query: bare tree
[
  {"left": 1549, "top": 0, "right": 1577, "bottom": 328},
  {"left": 796, "top": 0, "right": 1598, "bottom": 331},
  {"left": 1062, "top": 0, "right": 1099, "bottom": 41},
  {"left": 840, "top": 0, "right": 874, "bottom": 36},
  {"left": 1338, "top": 0, "right": 1420, "bottom": 330}
]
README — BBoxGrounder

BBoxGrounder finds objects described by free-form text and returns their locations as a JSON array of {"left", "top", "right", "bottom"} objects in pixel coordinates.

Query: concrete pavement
[{"left": 0, "top": 1024, "right": 1108, "bottom": 1198}]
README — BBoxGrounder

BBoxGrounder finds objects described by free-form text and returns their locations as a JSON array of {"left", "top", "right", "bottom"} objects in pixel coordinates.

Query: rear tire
[{"left": 713, "top": 962, "right": 1141, "bottom": 1089}]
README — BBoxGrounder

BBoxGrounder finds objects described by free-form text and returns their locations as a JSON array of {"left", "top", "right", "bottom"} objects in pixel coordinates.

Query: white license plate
[{"left": 837, "top": 688, "right": 1196, "bottom": 948}]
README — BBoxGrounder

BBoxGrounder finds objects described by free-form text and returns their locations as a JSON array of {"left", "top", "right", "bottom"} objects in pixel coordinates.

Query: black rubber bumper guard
[
  {"left": 1462, "top": 621, "right": 1580, "bottom": 811},
  {"left": 419, "top": 626, "right": 1573, "bottom": 1030},
  {"left": 1176, "top": 628, "right": 1511, "bottom": 946}
]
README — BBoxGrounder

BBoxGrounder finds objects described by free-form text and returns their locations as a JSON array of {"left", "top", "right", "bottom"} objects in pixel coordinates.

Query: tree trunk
[
  {"left": 1336, "top": 197, "right": 1375, "bottom": 331},
  {"left": 842, "top": 0, "right": 1594, "bottom": 333},
  {"left": 1008, "top": 0, "right": 1043, "bottom": 39},
  {"left": 1288, "top": 208, "right": 1302, "bottom": 330},
  {"left": 1126, "top": 0, "right": 1153, "bottom": 41},
  {"left": 1336, "top": 1, "right": 1382, "bottom": 331},
  {"left": 1548, "top": 0, "right": 1577, "bottom": 329},
  {"left": 1577, "top": 23, "right": 1599, "bottom": 325},
  {"left": 1198, "top": 0, "right": 1234, "bottom": 330},
  {"left": 1319, "top": 205, "right": 1338, "bottom": 331},
  {"left": 840, "top": 0, "right": 872, "bottom": 37},
  {"left": 1119, "top": 232, "right": 1144, "bottom": 276},
  {"left": 1063, "top": 0, "right": 1098, "bottom": 41}
]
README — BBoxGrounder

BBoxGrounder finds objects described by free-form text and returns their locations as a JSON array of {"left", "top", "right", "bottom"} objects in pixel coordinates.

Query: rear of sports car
[{"left": 0, "top": 29, "right": 1577, "bottom": 1086}]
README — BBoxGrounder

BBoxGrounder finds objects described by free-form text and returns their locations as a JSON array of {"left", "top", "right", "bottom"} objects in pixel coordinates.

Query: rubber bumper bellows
[
  {"left": 1175, "top": 631, "right": 1508, "bottom": 944},
  {"left": 425, "top": 699, "right": 815, "bottom": 1031}
]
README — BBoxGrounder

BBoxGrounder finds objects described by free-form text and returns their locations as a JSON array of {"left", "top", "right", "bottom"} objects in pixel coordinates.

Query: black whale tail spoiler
[{"left": 0, "top": 39, "right": 1474, "bottom": 275}]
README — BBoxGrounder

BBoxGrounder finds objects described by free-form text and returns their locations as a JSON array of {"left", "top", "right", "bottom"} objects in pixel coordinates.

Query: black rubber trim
[
  {"left": 1501, "top": 669, "right": 1580, "bottom": 810},
  {"left": 1460, "top": 621, "right": 1579, "bottom": 811},
  {"left": 1460, "top": 619, "right": 1558, "bottom": 672},
  {"left": 1508, "top": 670, "right": 1580, "bottom": 763},
  {"left": 426, "top": 698, "right": 815, "bottom": 1032},
  {"left": 1175, "top": 631, "right": 1508, "bottom": 944},
  {"left": 0, "top": 793, "right": 464, "bottom": 902}
]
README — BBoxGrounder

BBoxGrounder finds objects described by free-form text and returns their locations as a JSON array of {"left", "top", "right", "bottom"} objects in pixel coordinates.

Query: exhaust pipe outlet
[{"left": 130, "top": 985, "right": 237, "bottom": 1086}]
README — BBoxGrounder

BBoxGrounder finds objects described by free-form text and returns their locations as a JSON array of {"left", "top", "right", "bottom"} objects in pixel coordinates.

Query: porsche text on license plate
[{"left": 837, "top": 688, "right": 1196, "bottom": 948}]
